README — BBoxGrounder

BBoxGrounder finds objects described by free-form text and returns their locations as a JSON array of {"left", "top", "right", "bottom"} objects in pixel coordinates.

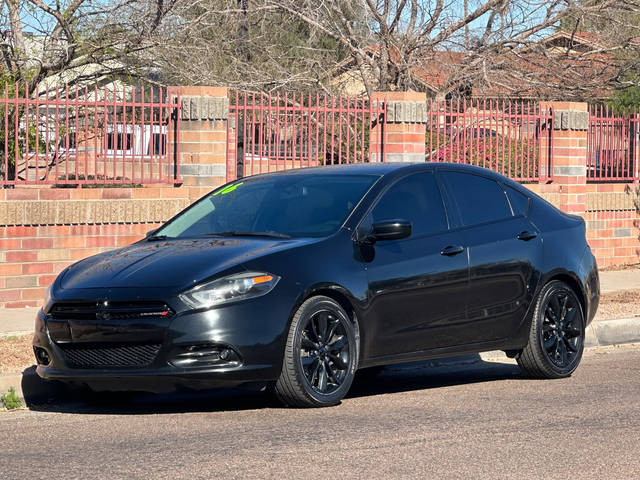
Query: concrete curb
[{"left": 585, "top": 316, "right": 640, "bottom": 347}]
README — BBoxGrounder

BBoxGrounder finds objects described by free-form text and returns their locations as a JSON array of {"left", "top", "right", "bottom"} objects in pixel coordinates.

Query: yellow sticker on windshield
[{"left": 214, "top": 182, "right": 243, "bottom": 196}]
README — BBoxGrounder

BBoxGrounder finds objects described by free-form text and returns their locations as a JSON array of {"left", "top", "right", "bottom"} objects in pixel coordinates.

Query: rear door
[
  {"left": 438, "top": 170, "right": 542, "bottom": 344},
  {"left": 361, "top": 171, "right": 469, "bottom": 358}
]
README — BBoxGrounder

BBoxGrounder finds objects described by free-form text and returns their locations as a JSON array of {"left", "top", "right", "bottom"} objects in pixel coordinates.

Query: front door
[{"left": 361, "top": 171, "right": 468, "bottom": 359}]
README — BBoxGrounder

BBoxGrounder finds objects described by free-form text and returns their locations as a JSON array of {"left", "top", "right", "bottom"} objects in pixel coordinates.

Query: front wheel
[
  {"left": 517, "top": 280, "right": 585, "bottom": 379},
  {"left": 274, "top": 296, "right": 358, "bottom": 407}
]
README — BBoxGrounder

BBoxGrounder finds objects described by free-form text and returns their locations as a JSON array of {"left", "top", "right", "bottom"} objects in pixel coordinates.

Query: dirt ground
[
  {"left": 595, "top": 289, "right": 640, "bottom": 321},
  {"left": 0, "top": 334, "right": 34, "bottom": 374},
  {"left": 600, "top": 263, "right": 640, "bottom": 271},
  {"left": 1, "top": 289, "right": 639, "bottom": 375}
]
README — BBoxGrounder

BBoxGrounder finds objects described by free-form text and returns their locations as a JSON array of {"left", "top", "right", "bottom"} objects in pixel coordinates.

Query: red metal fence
[
  {"left": 227, "top": 91, "right": 387, "bottom": 180},
  {"left": 426, "top": 99, "right": 553, "bottom": 182},
  {"left": 228, "top": 93, "right": 553, "bottom": 182},
  {"left": 0, "top": 83, "right": 181, "bottom": 186},
  {"left": 587, "top": 106, "right": 640, "bottom": 181}
]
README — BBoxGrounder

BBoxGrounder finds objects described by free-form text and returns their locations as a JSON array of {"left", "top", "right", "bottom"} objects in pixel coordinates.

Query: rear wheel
[
  {"left": 275, "top": 296, "right": 358, "bottom": 407},
  {"left": 517, "top": 280, "right": 585, "bottom": 379}
]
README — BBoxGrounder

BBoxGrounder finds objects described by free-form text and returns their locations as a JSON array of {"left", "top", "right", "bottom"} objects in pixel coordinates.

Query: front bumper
[
  {"left": 33, "top": 292, "right": 292, "bottom": 393},
  {"left": 35, "top": 364, "right": 277, "bottom": 393}
]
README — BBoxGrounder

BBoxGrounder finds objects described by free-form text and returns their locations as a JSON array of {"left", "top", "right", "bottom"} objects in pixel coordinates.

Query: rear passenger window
[
  {"left": 370, "top": 172, "right": 447, "bottom": 237},
  {"left": 504, "top": 184, "right": 529, "bottom": 216},
  {"left": 441, "top": 171, "right": 511, "bottom": 226}
]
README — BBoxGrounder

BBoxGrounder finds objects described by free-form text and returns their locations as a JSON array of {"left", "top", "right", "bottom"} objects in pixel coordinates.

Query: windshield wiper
[
  {"left": 146, "top": 235, "right": 171, "bottom": 242},
  {"left": 206, "top": 231, "right": 291, "bottom": 239}
]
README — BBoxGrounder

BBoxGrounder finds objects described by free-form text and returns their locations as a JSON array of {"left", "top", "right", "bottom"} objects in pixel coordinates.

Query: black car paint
[{"left": 33, "top": 163, "right": 600, "bottom": 392}]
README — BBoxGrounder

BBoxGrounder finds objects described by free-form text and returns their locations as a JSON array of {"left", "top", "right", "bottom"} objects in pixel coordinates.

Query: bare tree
[
  {"left": 0, "top": 0, "right": 180, "bottom": 92},
  {"left": 257, "top": 0, "right": 638, "bottom": 100},
  {"left": 258, "top": 1, "right": 558, "bottom": 96},
  {"left": 151, "top": 0, "right": 355, "bottom": 91},
  {"left": 557, "top": 0, "right": 640, "bottom": 100}
]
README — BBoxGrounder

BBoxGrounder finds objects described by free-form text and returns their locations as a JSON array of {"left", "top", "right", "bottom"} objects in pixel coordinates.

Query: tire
[
  {"left": 517, "top": 280, "right": 585, "bottom": 379},
  {"left": 274, "top": 296, "right": 358, "bottom": 407}
]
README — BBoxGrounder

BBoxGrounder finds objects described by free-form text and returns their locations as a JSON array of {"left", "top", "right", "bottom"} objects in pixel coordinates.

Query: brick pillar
[
  {"left": 541, "top": 102, "right": 589, "bottom": 215},
  {"left": 371, "top": 91, "right": 427, "bottom": 163},
  {"left": 169, "top": 86, "right": 229, "bottom": 200}
]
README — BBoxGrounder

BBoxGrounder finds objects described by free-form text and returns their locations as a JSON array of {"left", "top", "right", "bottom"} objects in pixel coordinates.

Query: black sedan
[{"left": 33, "top": 163, "right": 600, "bottom": 407}]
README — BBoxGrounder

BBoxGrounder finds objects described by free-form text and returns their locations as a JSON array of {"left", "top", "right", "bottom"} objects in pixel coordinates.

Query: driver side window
[{"left": 369, "top": 171, "right": 448, "bottom": 238}]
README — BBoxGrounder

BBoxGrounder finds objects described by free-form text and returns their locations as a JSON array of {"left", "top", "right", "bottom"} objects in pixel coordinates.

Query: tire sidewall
[{"left": 291, "top": 297, "right": 358, "bottom": 406}]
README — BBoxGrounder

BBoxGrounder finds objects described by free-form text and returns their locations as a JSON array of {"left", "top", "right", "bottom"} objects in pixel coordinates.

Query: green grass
[{"left": 1, "top": 387, "right": 22, "bottom": 410}]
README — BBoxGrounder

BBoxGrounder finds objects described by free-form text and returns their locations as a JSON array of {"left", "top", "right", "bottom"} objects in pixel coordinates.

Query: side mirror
[
  {"left": 145, "top": 228, "right": 159, "bottom": 238},
  {"left": 365, "top": 220, "right": 412, "bottom": 243}
]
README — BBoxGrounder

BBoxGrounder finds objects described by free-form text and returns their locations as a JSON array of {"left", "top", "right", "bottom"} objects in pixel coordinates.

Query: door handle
[
  {"left": 440, "top": 245, "right": 464, "bottom": 256},
  {"left": 517, "top": 231, "right": 538, "bottom": 241}
]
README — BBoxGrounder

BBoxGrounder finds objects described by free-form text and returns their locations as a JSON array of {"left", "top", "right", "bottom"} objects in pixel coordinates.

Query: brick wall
[
  {"left": 0, "top": 186, "right": 193, "bottom": 308},
  {"left": 1, "top": 89, "right": 639, "bottom": 309},
  {"left": 0, "top": 223, "right": 161, "bottom": 308},
  {"left": 584, "top": 184, "right": 639, "bottom": 268},
  {"left": 529, "top": 184, "right": 639, "bottom": 268}
]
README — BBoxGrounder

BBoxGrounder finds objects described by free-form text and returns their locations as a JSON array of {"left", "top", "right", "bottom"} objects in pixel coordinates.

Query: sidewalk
[
  {"left": 0, "top": 309, "right": 36, "bottom": 337},
  {"left": 1, "top": 268, "right": 639, "bottom": 336},
  {"left": 599, "top": 269, "right": 640, "bottom": 293}
]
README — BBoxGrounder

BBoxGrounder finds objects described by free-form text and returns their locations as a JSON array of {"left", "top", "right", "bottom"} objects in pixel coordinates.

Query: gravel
[
  {"left": 0, "top": 335, "right": 34, "bottom": 374},
  {"left": 595, "top": 289, "right": 640, "bottom": 321},
  {"left": 600, "top": 263, "right": 640, "bottom": 271}
]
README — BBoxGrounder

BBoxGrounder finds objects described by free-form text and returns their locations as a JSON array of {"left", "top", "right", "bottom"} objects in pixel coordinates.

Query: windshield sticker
[{"left": 213, "top": 182, "right": 243, "bottom": 196}]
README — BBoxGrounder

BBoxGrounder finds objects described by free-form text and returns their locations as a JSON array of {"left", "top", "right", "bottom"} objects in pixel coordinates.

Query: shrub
[{"left": 1, "top": 387, "right": 22, "bottom": 410}]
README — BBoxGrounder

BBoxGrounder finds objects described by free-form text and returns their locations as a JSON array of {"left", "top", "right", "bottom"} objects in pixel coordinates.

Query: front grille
[
  {"left": 58, "top": 343, "right": 161, "bottom": 368},
  {"left": 49, "top": 301, "right": 173, "bottom": 321}
]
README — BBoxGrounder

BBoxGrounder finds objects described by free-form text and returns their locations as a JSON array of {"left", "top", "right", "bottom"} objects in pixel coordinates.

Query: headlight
[{"left": 179, "top": 272, "right": 280, "bottom": 309}]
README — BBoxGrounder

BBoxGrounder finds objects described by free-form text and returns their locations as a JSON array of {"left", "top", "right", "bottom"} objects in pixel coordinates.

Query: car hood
[{"left": 59, "top": 237, "right": 313, "bottom": 290}]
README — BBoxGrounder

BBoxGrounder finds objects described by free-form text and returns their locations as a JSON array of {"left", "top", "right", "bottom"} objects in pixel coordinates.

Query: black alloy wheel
[
  {"left": 518, "top": 280, "right": 585, "bottom": 379},
  {"left": 275, "top": 296, "right": 358, "bottom": 407},
  {"left": 299, "top": 310, "right": 351, "bottom": 394},
  {"left": 541, "top": 288, "right": 582, "bottom": 368}
]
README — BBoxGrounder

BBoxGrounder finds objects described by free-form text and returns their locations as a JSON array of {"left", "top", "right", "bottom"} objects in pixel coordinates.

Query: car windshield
[{"left": 155, "top": 173, "right": 380, "bottom": 239}]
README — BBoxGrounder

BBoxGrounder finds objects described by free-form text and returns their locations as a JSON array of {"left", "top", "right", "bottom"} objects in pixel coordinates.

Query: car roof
[
  {"left": 242, "top": 163, "right": 407, "bottom": 178},
  {"left": 242, "top": 162, "right": 514, "bottom": 182}
]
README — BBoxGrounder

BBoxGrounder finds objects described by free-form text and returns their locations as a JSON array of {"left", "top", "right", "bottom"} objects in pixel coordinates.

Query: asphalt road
[{"left": 2, "top": 346, "right": 640, "bottom": 479}]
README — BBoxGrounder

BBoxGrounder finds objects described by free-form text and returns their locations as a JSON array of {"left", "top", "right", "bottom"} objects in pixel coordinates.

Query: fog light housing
[
  {"left": 34, "top": 347, "right": 51, "bottom": 366},
  {"left": 169, "top": 343, "right": 241, "bottom": 368}
]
